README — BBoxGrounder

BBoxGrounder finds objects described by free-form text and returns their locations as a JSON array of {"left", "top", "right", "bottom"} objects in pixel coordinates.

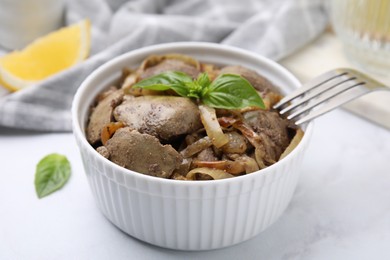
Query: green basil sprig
[
  {"left": 35, "top": 153, "right": 71, "bottom": 199},
  {"left": 133, "top": 71, "right": 265, "bottom": 110}
]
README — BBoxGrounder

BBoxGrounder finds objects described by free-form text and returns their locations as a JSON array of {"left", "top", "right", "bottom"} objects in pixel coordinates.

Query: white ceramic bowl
[{"left": 72, "top": 42, "right": 313, "bottom": 251}]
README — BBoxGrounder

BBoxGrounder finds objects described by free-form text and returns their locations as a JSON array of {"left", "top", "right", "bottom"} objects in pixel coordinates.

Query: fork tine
[
  {"left": 295, "top": 85, "right": 370, "bottom": 125},
  {"left": 279, "top": 74, "right": 355, "bottom": 115},
  {"left": 287, "top": 80, "right": 364, "bottom": 121},
  {"left": 273, "top": 69, "right": 347, "bottom": 109}
]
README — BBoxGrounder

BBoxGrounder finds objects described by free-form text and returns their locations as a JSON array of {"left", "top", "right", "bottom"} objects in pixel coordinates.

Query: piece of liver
[
  {"left": 104, "top": 127, "right": 182, "bottom": 178},
  {"left": 114, "top": 96, "right": 202, "bottom": 140},
  {"left": 87, "top": 89, "right": 124, "bottom": 145}
]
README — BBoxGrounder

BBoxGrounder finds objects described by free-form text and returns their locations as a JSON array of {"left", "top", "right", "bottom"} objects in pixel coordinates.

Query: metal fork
[{"left": 273, "top": 68, "right": 389, "bottom": 125}]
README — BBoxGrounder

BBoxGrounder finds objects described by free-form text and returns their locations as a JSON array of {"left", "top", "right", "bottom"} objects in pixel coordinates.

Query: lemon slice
[{"left": 0, "top": 19, "right": 91, "bottom": 91}]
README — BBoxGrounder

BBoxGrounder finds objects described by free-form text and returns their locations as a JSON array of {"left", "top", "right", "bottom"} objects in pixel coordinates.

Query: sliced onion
[
  {"left": 231, "top": 120, "right": 268, "bottom": 169},
  {"left": 262, "top": 91, "right": 282, "bottom": 110},
  {"left": 199, "top": 105, "right": 229, "bottom": 148},
  {"left": 121, "top": 69, "right": 160, "bottom": 96},
  {"left": 235, "top": 155, "right": 259, "bottom": 174},
  {"left": 218, "top": 118, "right": 275, "bottom": 168},
  {"left": 171, "top": 172, "right": 188, "bottom": 181},
  {"left": 230, "top": 120, "right": 259, "bottom": 143},
  {"left": 180, "top": 136, "right": 212, "bottom": 158},
  {"left": 232, "top": 121, "right": 264, "bottom": 152},
  {"left": 200, "top": 63, "right": 219, "bottom": 80},
  {"left": 258, "top": 132, "right": 277, "bottom": 165},
  {"left": 139, "top": 54, "right": 200, "bottom": 70},
  {"left": 186, "top": 167, "right": 234, "bottom": 180},
  {"left": 218, "top": 116, "right": 237, "bottom": 128},
  {"left": 192, "top": 160, "right": 245, "bottom": 175},
  {"left": 255, "top": 148, "right": 266, "bottom": 169},
  {"left": 279, "top": 129, "right": 304, "bottom": 160},
  {"left": 164, "top": 53, "right": 201, "bottom": 69},
  {"left": 121, "top": 71, "right": 138, "bottom": 90}
]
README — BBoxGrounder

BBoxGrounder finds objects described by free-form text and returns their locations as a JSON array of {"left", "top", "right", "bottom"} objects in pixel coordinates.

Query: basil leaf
[
  {"left": 185, "top": 81, "right": 202, "bottom": 99},
  {"left": 196, "top": 72, "right": 211, "bottom": 88},
  {"left": 203, "top": 74, "right": 265, "bottom": 109},
  {"left": 35, "top": 153, "right": 71, "bottom": 199},
  {"left": 133, "top": 71, "right": 192, "bottom": 97},
  {"left": 132, "top": 71, "right": 265, "bottom": 110}
]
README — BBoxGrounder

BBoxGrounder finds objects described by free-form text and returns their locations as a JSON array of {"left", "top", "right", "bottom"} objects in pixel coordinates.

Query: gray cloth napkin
[{"left": 0, "top": 0, "right": 328, "bottom": 132}]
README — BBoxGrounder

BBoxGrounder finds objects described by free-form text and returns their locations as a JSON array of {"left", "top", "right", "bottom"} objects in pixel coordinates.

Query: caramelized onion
[
  {"left": 180, "top": 136, "right": 212, "bottom": 158},
  {"left": 121, "top": 70, "right": 138, "bottom": 90},
  {"left": 255, "top": 148, "right": 266, "bottom": 169},
  {"left": 100, "top": 122, "right": 125, "bottom": 145},
  {"left": 192, "top": 160, "right": 245, "bottom": 175},
  {"left": 228, "top": 120, "right": 270, "bottom": 169},
  {"left": 199, "top": 105, "right": 229, "bottom": 148},
  {"left": 186, "top": 167, "right": 234, "bottom": 180},
  {"left": 279, "top": 129, "right": 304, "bottom": 160},
  {"left": 200, "top": 63, "right": 219, "bottom": 80},
  {"left": 171, "top": 172, "right": 188, "bottom": 180},
  {"left": 164, "top": 54, "right": 200, "bottom": 69},
  {"left": 262, "top": 91, "right": 282, "bottom": 110},
  {"left": 139, "top": 54, "right": 200, "bottom": 70},
  {"left": 236, "top": 155, "right": 259, "bottom": 173},
  {"left": 218, "top": 116, "right": 237, "bottom": 128}
]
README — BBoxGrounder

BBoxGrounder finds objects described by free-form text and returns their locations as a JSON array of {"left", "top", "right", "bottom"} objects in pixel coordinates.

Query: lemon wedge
[{"left": 0, "top": 19, "right": 91, "bottom": 91}]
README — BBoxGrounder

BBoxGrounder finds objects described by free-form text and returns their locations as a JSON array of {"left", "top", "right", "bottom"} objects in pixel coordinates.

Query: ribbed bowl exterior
[{"left": 72, "top": 43, "right": 313, "bottom": 250}]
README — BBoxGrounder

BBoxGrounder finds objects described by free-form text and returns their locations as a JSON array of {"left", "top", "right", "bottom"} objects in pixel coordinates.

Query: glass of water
[{"left": 330, "top": 0, "right": 390, "bottom": 74}]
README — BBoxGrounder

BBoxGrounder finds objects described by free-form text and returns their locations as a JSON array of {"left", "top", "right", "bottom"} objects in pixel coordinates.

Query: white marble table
[{"left": 1, "top": 34, "right": 390, "bottom": 259}]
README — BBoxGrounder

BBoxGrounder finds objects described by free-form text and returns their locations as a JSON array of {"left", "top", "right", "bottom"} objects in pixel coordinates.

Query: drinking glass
[{"left": 330, "top": 0, "right": 390, "bottom": 74}]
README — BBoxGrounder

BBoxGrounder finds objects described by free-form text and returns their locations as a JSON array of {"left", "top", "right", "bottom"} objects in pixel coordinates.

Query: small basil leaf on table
[{"left": 34, "top": 153, "right": 71, "bottom": 199}]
